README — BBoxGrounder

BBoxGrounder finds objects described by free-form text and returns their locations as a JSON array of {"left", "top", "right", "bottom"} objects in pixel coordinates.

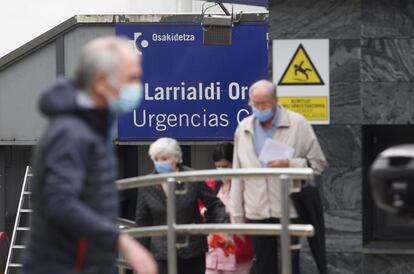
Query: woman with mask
[
  {"left": 205, "top": 142, "right": 254, "bottom": 274},
  {"left": 136, "top": 137, "right": 226, "bottom": 274}
]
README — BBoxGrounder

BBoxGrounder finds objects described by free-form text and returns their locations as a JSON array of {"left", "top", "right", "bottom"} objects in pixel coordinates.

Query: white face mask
[
  {"left": 105, "top": 77, "right": 144, "bottom": 114},
  {"left": 154, "top": 161, "right": 174, "bottom": 174},
  {"left": 252, "top": 106, "right": 274, "bottom": 122}
]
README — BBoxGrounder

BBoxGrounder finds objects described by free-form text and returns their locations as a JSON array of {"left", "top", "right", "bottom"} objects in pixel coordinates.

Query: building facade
[
  {"left": 269, "top": 0, "right": 414, "bottom": 273},
  {"left": 1, "top": 0, "right": 414, "bottom": 273}
]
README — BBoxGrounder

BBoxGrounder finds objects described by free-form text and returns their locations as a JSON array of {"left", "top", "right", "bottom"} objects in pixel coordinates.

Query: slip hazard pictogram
[{"left": 278, "top": 44, "right": 324, "bottom": 85}]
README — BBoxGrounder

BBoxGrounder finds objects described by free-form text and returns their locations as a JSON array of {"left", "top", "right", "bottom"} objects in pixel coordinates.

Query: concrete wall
[
  {"left": 0, "top": 148, "right": 5, "bottom": 231},
  {"left": 0, "top": 43, "right": 56, "bottom": 142},
  {"left": 269, "top": 0, "right": 414, "bottom": 273}
]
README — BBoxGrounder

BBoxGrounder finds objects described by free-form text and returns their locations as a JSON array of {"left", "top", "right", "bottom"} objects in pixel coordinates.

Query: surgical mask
[
  {"left": 252, "top": 107, "right": 274, "bottom": 122},
  {"left": 106, "top": 81, "right": 144, "bottom": 114},
  {"left": 154, "top": 161, "right": 174, "bottom": 174}
]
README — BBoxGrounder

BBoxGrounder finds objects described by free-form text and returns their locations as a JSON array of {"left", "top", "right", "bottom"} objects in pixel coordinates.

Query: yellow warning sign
[
  {"left": 278, "top": 44, "right": 324, "bottom": 85},
  {"left": 278, "top": 97, "right": 328, "bottom": 121}
]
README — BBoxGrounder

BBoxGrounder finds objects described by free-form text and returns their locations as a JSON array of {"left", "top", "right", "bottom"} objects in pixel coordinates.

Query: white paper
[{"left": 259, "top": 138, "right": 295, "bottom": 163}]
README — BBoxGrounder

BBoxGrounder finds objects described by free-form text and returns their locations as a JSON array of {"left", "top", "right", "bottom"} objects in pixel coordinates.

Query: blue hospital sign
[{"left": 116, "top": 23, "right": 268, "bottom": 141}]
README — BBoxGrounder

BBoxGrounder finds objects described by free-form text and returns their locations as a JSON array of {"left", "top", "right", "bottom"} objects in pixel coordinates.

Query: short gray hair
[
  {"left": 149, "top": 137, "right": 183, "bottom": 163},
  {"left": 74, "top": 37, "right": 133, "bottom": 89},
  {"left": 249, "top": 79, "right": 277, "bottom": 98}
]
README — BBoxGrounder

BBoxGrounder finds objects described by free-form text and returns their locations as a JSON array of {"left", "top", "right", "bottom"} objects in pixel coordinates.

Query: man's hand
[
  {"left": 118, "top": 233, "right": 158, "bottom": 274},
  {"left": 267, "top": 159, "right": 289, "bottom": 168}
]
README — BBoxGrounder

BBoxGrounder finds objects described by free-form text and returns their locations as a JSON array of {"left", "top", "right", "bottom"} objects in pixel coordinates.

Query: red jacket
[{"left": 200, "top": 179, "right": 253, "bottom": 263}]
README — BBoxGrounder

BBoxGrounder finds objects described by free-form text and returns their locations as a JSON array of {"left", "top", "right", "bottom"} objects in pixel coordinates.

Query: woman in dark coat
[{"left": 136, "top": 137, "right": 226, "bottom": 274}]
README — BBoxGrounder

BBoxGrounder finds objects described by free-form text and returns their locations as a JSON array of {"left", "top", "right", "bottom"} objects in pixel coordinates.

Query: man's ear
[{"left": 93, "top": 72, "right": 108, "bottom": 96}]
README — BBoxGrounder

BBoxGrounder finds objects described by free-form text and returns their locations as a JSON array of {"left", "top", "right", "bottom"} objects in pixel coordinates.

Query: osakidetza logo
[
  {"left": 151, "top": 32, "right": 195, "bottom": 42},
  {"left": 128, "top": 32, "right": 148, "bottom": 54},
  {"left": 129, "top": 31, "right": 196, "bottom": 53}
]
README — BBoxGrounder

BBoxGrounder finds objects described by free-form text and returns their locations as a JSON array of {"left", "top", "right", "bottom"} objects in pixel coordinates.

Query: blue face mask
[
  {"left": 107, "top": 82, "right": 144, "bottom": 114},
  {"left": 154, "top": 161, "right": 174, "bottom": 174},
  {"left": 252, "top": 107, "right": 274, "bottom": 122}
]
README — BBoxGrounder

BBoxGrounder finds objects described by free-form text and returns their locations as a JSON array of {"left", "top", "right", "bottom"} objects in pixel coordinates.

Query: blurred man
[
  {"left": 23, "top": 37, "right": 157, "bottom": 274},
  {"left": 230, "top": 80, "right": 326, "bottom": 274}
]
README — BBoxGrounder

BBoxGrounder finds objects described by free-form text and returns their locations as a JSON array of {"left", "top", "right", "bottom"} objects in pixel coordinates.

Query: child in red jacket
[{"left": 200, "top": 143, "right": 254, "bottom": 274}]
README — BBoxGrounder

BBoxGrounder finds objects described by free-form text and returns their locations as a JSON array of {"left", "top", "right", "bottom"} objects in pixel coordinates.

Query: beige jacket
[{"left": 229, "top": 106, "right": 327, "bottom": 223}]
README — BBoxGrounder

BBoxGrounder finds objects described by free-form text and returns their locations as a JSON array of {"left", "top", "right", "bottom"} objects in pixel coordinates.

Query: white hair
[
  {"left": 148, "top": 137, "right": 183, "bottom": 163},
  {"left": 74, "top": 36, "right": 136, "bottom": 89},
  {"left": 249, "top": 79, "right": 277, "bottom": 98}
]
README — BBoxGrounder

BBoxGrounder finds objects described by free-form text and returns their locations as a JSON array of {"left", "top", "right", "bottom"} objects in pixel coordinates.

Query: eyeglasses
[{"left": 249, "top": 100, "right": 275, "bottom": 110}]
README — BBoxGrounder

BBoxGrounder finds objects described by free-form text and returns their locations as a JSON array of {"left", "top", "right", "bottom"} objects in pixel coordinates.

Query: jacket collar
[
  {"left": 150, "top": 164, "right": 187, "bottom": 201},
  {"left": 243, "top": 104, "right": 290, "bottom": 134},
  {"left": 79, "top": 108, "right": 114, "bottom": 138}
]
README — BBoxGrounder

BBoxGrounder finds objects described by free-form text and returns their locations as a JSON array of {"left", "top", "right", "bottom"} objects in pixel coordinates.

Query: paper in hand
[{"left": 259, "top": 138, "right": 295, "bottom": 163}]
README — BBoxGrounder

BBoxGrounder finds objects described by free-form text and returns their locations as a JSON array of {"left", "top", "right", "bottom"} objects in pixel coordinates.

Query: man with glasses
[{"left": 229, "top": 79, "right": 326, "bottom": 274}]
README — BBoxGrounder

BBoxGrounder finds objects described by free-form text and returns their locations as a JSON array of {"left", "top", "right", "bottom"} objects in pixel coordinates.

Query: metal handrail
[
  {"left": 116, "top": 168, "right": 314, "bottom": 274},
  {"left": 118, "top": 218, "right": 137, "bottom": 229},
  {"left": 116, "top": 168, "right": 313, "bottom": 190},
  {"left": 123, "top": 223, "right": 314, "bottom": 238}
]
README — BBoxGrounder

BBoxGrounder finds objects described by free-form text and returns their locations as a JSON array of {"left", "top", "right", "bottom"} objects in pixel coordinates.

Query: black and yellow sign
[
  {"left": 278, "top": 44, "right": 324, "bottom": 86},
  {"left": 278, "top": 97, "right": 328, "bottom": 121}
]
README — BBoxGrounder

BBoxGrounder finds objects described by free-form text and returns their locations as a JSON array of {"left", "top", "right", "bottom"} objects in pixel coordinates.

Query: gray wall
[
  {"left": 361, "top": 0, "right": 414, "bottom": 272},
  {"left": 0, "top": 44, "right": 56, "bottom": 142},
  {"left": 0, "top": 26, "right": 114, "bottom": 143},
  {"left": 0, "top": 148, "right": 5, "bottom": 231},
  {"left": 269, "top": 0, "right": 414, "bottom": 273},
  {"left": 64, "top": 26, "right": 115, "bottom": 77}
]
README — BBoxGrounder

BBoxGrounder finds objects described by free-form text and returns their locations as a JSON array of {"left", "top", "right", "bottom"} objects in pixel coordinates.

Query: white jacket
[{"left": 230, "top": 106, "right": 327, "bottom": 223}]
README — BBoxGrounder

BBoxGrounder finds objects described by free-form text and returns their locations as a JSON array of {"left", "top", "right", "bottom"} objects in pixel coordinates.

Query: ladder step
[
  {"left": 8, "top": 263, "right": 23, "bottom": 267},
  {"left": 6, "top": 167, "right": 32, "bottom": 271}
]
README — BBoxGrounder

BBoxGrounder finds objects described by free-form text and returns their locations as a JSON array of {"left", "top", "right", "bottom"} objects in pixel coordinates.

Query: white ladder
[{"left": 5, "top": 166, "right": 32, "bottom": 274}]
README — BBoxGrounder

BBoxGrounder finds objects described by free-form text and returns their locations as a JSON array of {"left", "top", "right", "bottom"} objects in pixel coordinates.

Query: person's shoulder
[
  {"left": 284, "top": 108, "right": 308, "bottom": 125},
  {"left": 47, "top": 115, "right": 95, "bottom": 144},
  {"left": 179, "top": 166, "right": 208, "bottom": 186},
  {"left": 235, "top": 115, "right": 254, "bottom": 133},
  {"left": 180, "top": 165, "right": 193, "bottom": 172}
]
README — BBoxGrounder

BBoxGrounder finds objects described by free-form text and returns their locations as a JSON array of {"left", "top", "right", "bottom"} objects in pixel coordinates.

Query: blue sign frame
[{"left": 116, "top": 23, "right": 268, "bottom": 141}]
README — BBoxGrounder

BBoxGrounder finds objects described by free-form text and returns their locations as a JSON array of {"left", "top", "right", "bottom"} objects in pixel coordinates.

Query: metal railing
[{"left": 116, "top": 168, "right": 314, "bottom": 274}]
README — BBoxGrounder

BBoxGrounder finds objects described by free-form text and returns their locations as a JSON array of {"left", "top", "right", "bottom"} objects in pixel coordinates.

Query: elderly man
[
  {"left": 23, "top": 37, "right": 157, "bottom": 274},
  {"left": 230, "top": 80, "right": 327, "bottom": 274}
]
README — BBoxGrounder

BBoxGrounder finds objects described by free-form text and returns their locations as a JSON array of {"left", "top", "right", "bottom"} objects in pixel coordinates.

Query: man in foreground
[{"left": 23, "top": 37, "right": 157, "bottom": 274}]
